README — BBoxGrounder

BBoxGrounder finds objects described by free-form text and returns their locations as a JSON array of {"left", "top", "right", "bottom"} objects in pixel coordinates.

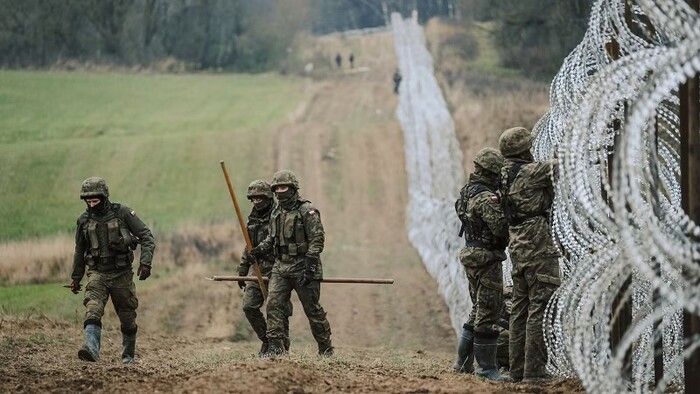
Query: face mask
[
  {"left": 275, "top": 189, "right": 295, "bottom": 202},
  {"left": 252, "top": 197, "right": 272, "bottom": 211},
  {"left": 86, "top": 197, "right": 107, "bottom": 213}
]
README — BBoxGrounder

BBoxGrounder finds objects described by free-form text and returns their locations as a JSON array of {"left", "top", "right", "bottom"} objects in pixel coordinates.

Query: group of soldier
[
  {"left": 66, "top": 126, "right": 557, "bottom": 381},
  {"left": 68, "top": 169, "right": 332, "bottom": 363},
  {"left": 453, "top": 126, "right": 560, "bottom": 383}
]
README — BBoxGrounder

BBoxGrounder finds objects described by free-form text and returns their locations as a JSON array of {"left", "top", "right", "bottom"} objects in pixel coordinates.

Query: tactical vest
[
  {"left": 247, "top": 208, "right": 274, "bottom": 264},
  {"left": 270, "top": 200, "right": 310, "bottom": 261},
  {"left": 500, "top": 163, "right": 549, "bottom": 226},
  {"left": 456, "top": 184, "right": 502, "bottom": 249},
  {"left": 82, "top": 204, "right": 136, "bottom": 270}
]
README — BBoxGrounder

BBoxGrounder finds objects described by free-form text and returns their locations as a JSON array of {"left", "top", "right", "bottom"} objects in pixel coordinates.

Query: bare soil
[{"left": 0, "top": 30, "right": 582, "bottom": 393}]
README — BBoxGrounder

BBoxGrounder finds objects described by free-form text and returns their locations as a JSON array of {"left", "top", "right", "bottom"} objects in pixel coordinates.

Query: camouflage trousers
[
  {"left": 496, "top": 328, "right": 509, "bottom": 369},
  {"left": 83, "top": 269, "right": 138, "bottom": 333},
  {"left": 266, "top": 273, "right": 332, "bottom": 351},
  {"left": 242, "top": 280, "right": 292, "bottom": 345},
  {"left": 509, "top": 257, "right": 560, "bottom": 379},
  {"left": 461, "top": 258, "right": 504, "bottom": 337}
]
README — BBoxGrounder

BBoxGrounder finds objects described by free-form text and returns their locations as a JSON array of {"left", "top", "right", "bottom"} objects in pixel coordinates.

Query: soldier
[
  {"left": 69, "top": 177, "right": 155, "bottom": 363},
  {"left": 498, "top": 127, "right": 560, "bottom": 383},
  {"left": 393, "top": 69, "right": 402, "bottom": 94},
  {"left": 453, "top": 147, "right": 508, "bottom": 380},
  {"left": 238, "top": 180, "right": 291, "bottom": 355},
  {"left": 335, "top": 53, "right": 342, "bottom": 69},
  {"left": 247, "top": 170, "right": 333, "bottom": 356}
]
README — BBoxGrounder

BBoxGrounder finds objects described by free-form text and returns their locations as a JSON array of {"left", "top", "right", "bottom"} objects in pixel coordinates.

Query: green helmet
[
  {"left": 498, "top": 127, "right": 534, "bottom": 157},
  {"left": 473, "top": 147, "right": 504, "bottom": 174},
  {"left": 247, "top": 179, "right": 273, "bottom": 199},
  {"left": 270, "top": 170, "right": 300, "bottom": 190},
  {"left": 80, "top": 177, "right": 109, "bottom": 199}
]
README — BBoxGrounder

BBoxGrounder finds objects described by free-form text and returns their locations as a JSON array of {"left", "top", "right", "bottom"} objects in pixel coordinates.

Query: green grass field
[{"left": 0, "top": 71, "right": 303, "bottom": 240}]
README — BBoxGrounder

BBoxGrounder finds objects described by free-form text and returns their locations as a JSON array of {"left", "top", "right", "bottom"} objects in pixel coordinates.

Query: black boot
[
  {"left": 473, "top": 336, "right": 504, "bottom": 381},
  {"left": 258, "top": 340, "right": 269, "bottom": 357},
  {"left": 78, "top": 324, "right": 101, "bottom": 362},
  {"left": 122, "top": 332, "right": 136, "bottom": 364},
  {"left": 453, "top": 324, "right": 474, "bottom": 373}
]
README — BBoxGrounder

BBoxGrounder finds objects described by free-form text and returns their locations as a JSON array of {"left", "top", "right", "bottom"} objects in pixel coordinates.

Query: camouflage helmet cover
[
  {"left": 247, "top": 179, "right": 273, "bottom": 199},
  {"left": 473, "top": 147, "right": 504, "bottom": 174},
  {"left": 270, "top": 170, "right": 300, "bottom": 190},
  {"left": 498, "top": 127, "right": 534, "bottom": 157},
  {"left": 80, "top": 176, "right": 109, "bottom": 199}
]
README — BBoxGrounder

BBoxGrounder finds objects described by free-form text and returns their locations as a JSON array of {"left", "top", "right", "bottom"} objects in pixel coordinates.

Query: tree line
[{"left": 0, "top": 0, "right": 588, "bottom": 79}]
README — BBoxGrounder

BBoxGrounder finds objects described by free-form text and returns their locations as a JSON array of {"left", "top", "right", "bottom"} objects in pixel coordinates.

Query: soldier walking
[
  {"left": 453, "top": 148, "right": 508, "bottom": 380},
  {"left": 498, "top": 127, "right": 560, "bottom": 383},
  {"left": 238, "top": 180, "right": 291, "bottom": 355},
  {"left": 69, "top": 177, "right": 155, "bottom": 363},
  {"left": 248, "top": 170, "right": 333, "bottom": 356}
]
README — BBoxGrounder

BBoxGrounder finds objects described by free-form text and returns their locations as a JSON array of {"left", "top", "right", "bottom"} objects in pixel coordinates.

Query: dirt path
[{"left": 0, "top": 30, "right": 583, "bottom": 393}]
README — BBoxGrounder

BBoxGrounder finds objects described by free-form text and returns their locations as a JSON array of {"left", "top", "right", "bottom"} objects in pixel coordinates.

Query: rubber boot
[
  {"left": 258, "top": 340, "right": 269, "bottom": 357},
  {"left": 78, "top": 324, "right": 101, "bottom": 362},
  {"left": 453, "top": 325, "right": 474, "bottom": 373},
  {"left": 121, "top": 332, "right": 136, "bottom": 364},
  {"left": 263, "top": 339, "right": 287, "bottom": 357},
  {"left": 474, "top": 337, "right": 504, "bottom": 381}
]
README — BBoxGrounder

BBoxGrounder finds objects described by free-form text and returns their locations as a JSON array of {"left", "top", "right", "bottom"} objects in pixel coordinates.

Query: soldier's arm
[
  {"left": 302, "top": 206, "right": 325, "bottom": 257},
  {"left": 71, "top": 217, "right": 87, "bottom": 282},
  {"left": 479, "top": 193, "right": 509, "bottom": 240},
  {"left": 122, "top": 207, "right": 155, "bottom": 266},
  {"left": 528, "top": 161, "right": 556, "bottom": 189}
]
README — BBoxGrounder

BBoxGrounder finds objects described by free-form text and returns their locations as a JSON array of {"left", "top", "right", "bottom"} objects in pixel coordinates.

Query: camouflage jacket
[
  {"left": 72, "top": 201, "right": 155, "bottom": 282},
  {"left": 257, "top": 196, "right": 325, "bottom": 278},
  {"left": 457, "top": 172, "right": 508, "bottom": 266},
  {"left": 500, "top": 158, "right": 560, "bottom": 261},
  {"left": 239, "top": 203, "right": 275, "bottom": 276}
]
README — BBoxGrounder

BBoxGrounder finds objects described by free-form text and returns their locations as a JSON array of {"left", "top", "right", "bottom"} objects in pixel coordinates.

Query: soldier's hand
[
  {"left": 298, "top": 256, "right": 318, "bottom": 287},
  {"left": 249, "top": 246, "right": 264, "bottom": 259},
  {"left": 238, "top": 280, "right": 247, "bottom": 290},
  {"left": 137, "top": 264, "right": 151, "bottom": 281},
  {"left": 70, "top": 280, "right": 82, "bottom": 294},
  {"left": 242, "top": 250, "right": 254, "bottom": 263}
]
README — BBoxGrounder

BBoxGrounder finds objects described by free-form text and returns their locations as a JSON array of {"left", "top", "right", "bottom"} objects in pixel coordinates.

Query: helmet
[
  {"left": 246, "top": 179, "right": 273, "bottom": 199},
  {"left": 473, "top": 147, "right": 504, "bottom": 174},
  {"left": 80, "top": 177, "right": 109, "bottom": 199},
  {"left": 270, "top": 170, "right": 300, "bottom": 190},
  {"left": 498, "top": 127, "right": 534, "bottom": 157}
]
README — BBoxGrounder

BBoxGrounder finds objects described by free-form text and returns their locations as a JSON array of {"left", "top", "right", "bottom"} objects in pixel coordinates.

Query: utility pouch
[
  {"left": 283, "top": 214, "right": 296, "bottom": 238},
  {"left": 288, "top": 243, "right": 299, "bottom": 256}
]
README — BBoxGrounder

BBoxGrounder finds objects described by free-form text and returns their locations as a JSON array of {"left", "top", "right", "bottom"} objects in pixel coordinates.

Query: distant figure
[
  {"left": 335, "top": 53, "right": 342, "bottom": 69},
  {"left": 393, "top": 69, "right": 402, "bottom": 94},
  {"left": 349, "top": 53, "right": 355, "bottom": 68}
]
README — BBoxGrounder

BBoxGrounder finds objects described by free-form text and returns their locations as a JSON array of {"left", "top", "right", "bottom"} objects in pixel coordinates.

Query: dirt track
[{"left": 0, "top": 30, "right": 582, "bottom": 393}]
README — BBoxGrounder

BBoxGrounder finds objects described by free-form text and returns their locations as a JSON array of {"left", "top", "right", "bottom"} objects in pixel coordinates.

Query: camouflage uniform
[
  {"left": 71, "top": 177, "right": 155, "bottom": 363},
  {"left": 496, "top": 285, "right": 513, "bottom": 369},
  {"left": 454, "top": 148, "right": 508, "bottom": 380},
  {"left": 499, "top": 127, "right": 560, "bottom": 381},
  {"left": 252, "top": 170, "right": 332, "bottom": 356},
  {"left": 238, "top": 180, "right": 291, "bottom": 353}
]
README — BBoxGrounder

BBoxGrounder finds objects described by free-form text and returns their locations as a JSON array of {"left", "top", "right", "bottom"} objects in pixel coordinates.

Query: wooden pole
[
  {"left": 220, "top": 161, "right": 267, "bottom": 299},
  {"left": 206, "top": 275, "right": 394, "bottom": 285}
]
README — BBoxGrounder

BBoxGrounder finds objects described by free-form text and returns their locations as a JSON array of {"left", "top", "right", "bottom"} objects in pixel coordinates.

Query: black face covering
[
  {"left": 86, "top": 197, "right": 108, "bottom": 214},
  {"left": 252, "top": 197, "right": 272, "bottom": 212},
  {"left": 275, "top": 188, "right": 296, "bottom": 203}
]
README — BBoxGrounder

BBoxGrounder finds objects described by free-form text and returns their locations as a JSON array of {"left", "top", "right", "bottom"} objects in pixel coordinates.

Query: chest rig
[
  {"left": 270, "top": 202, "right": 309, "bottom": 260},
  {"left": 83, "top": 204, "right": 136, "bottom": 269},
  {"left": 457, "top": 184, "right": 501, "bottom": 249}
]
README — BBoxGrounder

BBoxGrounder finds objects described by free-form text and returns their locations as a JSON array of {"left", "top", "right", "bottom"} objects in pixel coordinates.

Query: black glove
[
  {"left": 237, "top": 265, "right": 249, "bottom": 289},
  {"left": 298, "top": 256, "right": 318, "bottom": 287},
  {"left": 137, "top": 264, "right": 151, "bottom": 281},
  {"left": 249, "top": 246, "right": 264, "bottom": 259},
  {"left": 70, "top": 280, "right": 82, "bottom": 294}
]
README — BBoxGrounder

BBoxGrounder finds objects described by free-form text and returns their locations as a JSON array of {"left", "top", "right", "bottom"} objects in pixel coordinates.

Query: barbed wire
[{"left": 533, "top": 0, "right": 700, "bottom": 392}]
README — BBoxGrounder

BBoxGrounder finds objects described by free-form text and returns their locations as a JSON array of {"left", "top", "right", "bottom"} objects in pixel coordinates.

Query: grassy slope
[{"left": 0, "top": 71, "right": 303, "bottom": 240}]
